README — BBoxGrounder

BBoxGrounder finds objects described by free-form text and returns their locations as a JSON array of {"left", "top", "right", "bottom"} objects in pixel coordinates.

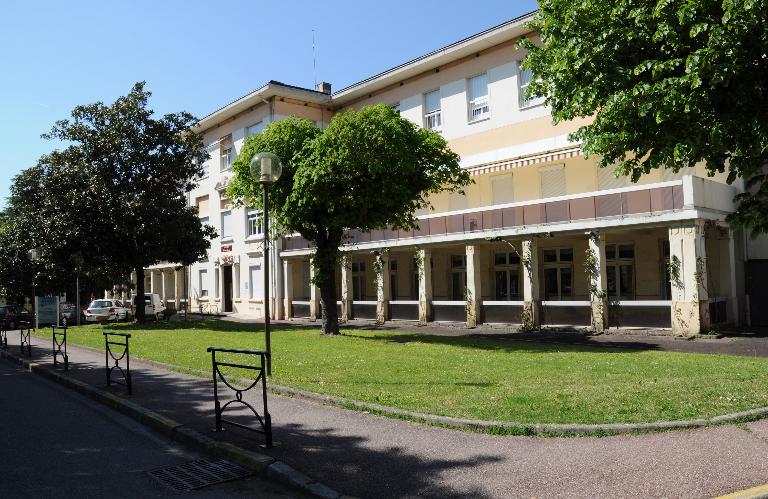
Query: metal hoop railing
[
  {"left": 19, "top": 321, "right": 32, "bottom": 357},
  {"left": 104, "top": 332, "right": 132, "bottom": 394},
  {"left": 0, "top": 319, "right": 8, "bottom": 350},
  {"left": 52, "top": 325, "right": 68, "bottom": 370},
  {"left": 207, "top": 347, "right": 272, "bottom": 447}
]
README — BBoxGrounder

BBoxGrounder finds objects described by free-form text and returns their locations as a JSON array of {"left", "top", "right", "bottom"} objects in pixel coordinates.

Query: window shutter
[
  {"left": 598, "top": 166, "right": 627, "bottom": 190},
  {"left": 425, "top": 90, "right": 440, "bottom": 113},
  {"left": 450, "top": 192, "right": 468, "bottom": 210},
  {"left": 469, "top": 74, "right": 488, "bottom": 100},
  {"left": 491, "top": 174, "right": 514, "bottom": 204},
  {"left": 539, "top": 167, "right": 566, "bottom": 198}
]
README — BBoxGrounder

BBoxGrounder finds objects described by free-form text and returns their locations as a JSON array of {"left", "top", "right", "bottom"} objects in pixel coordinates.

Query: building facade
[{"left": 144, "top": 13, "right": 767, "bottom": 334}]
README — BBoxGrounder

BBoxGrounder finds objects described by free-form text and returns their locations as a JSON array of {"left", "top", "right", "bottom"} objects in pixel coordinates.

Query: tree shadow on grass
[{"left": 18, "top": 337, "right": 505, "bottom": 499}]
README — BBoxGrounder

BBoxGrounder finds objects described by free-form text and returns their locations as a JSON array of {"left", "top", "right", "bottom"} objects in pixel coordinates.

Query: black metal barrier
[
  {"left": 19, "top": 321, "right": 32, "bottom": 357},
  {"left": 0, "top": 319, "right": 8, "bottom": 350},
  {"left": 104, "top": 332, "right": 132, "bottom": 394},
  {"left": 207, "top": 347, "right": 272, "bottom": 447},
  {"left": 52, "top": 325, "right": 68, "bottom": 370}
]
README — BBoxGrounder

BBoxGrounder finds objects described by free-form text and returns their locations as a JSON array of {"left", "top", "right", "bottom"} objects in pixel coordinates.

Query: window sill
[
  {"left": 245, "top": 235, "right": 264, "bottom": 242},
  {"left": 520, "top": 100, "right": 545, "bottom": 110},
  {"left": 220, "top": 237, "right": 234, "bottom": 243},
  {"left": 198, "top": 297, "right": 210, "bottom": 302},
  {"left": 468, "top": 116, "right": 491, "bottom": 125},
  {"left": 248, "top": 299, "right": 264, "bottom": 304}
]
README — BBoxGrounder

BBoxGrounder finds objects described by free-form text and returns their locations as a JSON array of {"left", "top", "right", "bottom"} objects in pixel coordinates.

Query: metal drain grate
[{"left": 147, "top": 458, "right": 254, "bottom": 491}]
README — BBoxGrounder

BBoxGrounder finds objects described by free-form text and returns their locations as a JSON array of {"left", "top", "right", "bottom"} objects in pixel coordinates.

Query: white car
[
  {"left": 131, "top": 294, "right": 166, "bottom": 320},
  {"left": 84, "top": 299, "right": 129, "bottom": 323}
]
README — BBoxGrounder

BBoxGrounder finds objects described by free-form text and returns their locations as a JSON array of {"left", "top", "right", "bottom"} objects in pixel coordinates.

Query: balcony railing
[
  {"left": 468, "top": 98, "right": 489, "bottom": 122},
  {"left": 425, "top": 110, "right": 442, "bottom": 130}
]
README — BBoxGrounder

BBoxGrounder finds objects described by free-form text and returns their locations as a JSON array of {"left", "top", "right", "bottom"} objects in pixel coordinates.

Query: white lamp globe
[{"left": 250, "top": 152, "right": 283, "bottom": 184}]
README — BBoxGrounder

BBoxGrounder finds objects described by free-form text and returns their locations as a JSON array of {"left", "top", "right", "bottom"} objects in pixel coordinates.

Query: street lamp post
[
  {"left": 28, "top": 248, "right": 40, "bottom": 328},
  {"left": 249, "top": 152, "right": 282, "bottom": 376}
]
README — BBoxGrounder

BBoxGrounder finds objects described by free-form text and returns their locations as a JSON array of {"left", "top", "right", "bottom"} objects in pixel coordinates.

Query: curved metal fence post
[
  {"left": 103, "top": 332, "right": 132, "bottom": 394},
  {"left": 207, "top": 347, "right": 272, "bottom": 446},
  {"left": 52, "top": 325, "right": 68, "bottom": 371},
  {"left": 19, "top": 322, "right": 31, "bottom": 357}
]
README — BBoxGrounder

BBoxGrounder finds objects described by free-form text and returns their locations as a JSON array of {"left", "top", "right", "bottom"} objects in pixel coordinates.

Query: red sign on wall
[{"left": 221, "top": 244, "right": 232, "bottom": 253}]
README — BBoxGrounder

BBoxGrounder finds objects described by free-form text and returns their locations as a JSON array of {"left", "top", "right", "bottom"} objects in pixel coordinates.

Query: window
[
  {"left": 220, "top": 210, "right": 233, "bottom": 240},
  {"left": 539, "top": 166, "right": 566, "bottom": 198},
  {"left": 246, "top": 122, "right": 263, "bottom": 137},
  {"left": 519, "top": 63, "right": 545, "bottom": 108},
  {"left": 449, "top": 191, "right": 468, "bottom": 211},
  {"left": 450, "top": 255, "right": 466, "bottom": 300},
  {"left": 491, "top": 174, "right": 514, "bottom": 204},
  {"left": 351, "top": 261, "right": 366, "bottom": 301},
  {"left": 598, "top": 165, "right": 627, "bottom": 190},
  {"left": 389, "top": 259, "right": 398, "bottom": 300},
  {"left": 199, "top": 269, "right": 209, "bottom": 297},
  {"left": 424, "top": 90, "right": 441, "bottom": 130},
  {"left": 214, "top": 268, "right": 220, "bottom": 299},
  {"left": 249, "top": 263, "right": 262, "bottom": 299},
  {"left": 494, "top": 252, "right": 521, "bottom": 300},
  {"left": 543, "top": 248, "right": 573, "bottom": 300},
  {"left": 200, "top": 162, "right": 210, "bottom": 179},
  {"left": 247, "top": 208, "right": 263, "bottom": 237},
  {"left": 606, "top": 243, "right": 635, "bottom": 300},
  {"left": 220, "top": 147, "right": 234, "bottom": 171},
  {"left": 468, "top": 74, "right": 489, "bottom": 122}
]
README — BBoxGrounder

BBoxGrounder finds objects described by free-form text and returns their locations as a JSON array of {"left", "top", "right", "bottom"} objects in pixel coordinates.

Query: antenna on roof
[{"left": 312, "top": 29, "right": 317, "bottom": 88}]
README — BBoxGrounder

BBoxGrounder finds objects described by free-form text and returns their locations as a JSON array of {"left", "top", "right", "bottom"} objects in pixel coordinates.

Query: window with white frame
[
  {"left": 606, "top": 243, "right": 635, "bottom": 300},
  {"left": 246, "top": 208, "right": 263, "bottom": 237},
  {"left": 351, "top": 261, "right": 366, "bottom": 301},
  {"left": 246, "top": 122, "right": 263, "bottom": 137},
  {"left": 494, "top": 252, "right": 521, "bottom": 300},
  {"left": 542, "top": 248, "right": 573, "bottom": 300},
  {"left": 199, "top": 269, "right": 209, "bottom": 297},
  {"left": 220, "top": 210, "right": 232, "bottom": 240},
  {"left": 220, "top": 147, "right": 234, "bottom": 171},
  {"left": 519, "top": 63, "right": 545, "bottom": 108},
  {"left": 450, "top": 254, "right": 467, "bottom": 300},
  {"left": 424, "top": 90, "right": 441, "bottom": 130},
  {"left": 249, "top": 262, "right": 262, "bottom": 299},
  {"left": 468, "top": 74, "right": 490, "bottom": 122}
]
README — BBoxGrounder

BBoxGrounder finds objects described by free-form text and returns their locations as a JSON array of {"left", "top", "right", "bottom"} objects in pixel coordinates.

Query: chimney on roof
[{"left": 316, "top": 82, "right": 332, "bottom": 94}]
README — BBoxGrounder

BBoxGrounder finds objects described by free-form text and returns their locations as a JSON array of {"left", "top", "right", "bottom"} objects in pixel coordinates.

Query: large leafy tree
[
  {"left": 228, "top": 104, "right": 470, "bottom": 334},
  {"left": 522, "top": 0, "right": 768, "bottom": 232},
  {"left": 37, "top": 82, "right": 215, "bottom": 321}
]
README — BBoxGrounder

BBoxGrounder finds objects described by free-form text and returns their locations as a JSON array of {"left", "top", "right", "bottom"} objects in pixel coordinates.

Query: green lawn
[{"left": 43, "top": 319, "right": 768, "bottom": 424}]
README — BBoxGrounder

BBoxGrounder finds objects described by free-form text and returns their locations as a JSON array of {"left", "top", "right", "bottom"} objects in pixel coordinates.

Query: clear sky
[{"left": 0, "top": 0, "right": 538, "bottom": 207}]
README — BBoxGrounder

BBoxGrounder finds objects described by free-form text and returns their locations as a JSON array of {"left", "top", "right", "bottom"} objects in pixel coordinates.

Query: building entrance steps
[{"left": 9, "top": 332, "right": 768, "bottom": 498}]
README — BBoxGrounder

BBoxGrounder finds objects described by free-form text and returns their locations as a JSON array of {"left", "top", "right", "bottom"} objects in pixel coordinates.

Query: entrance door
[
  {"left": 222, "top": 266, "right": 233, "bottom": 313},
  {"left": 747, "top": 260, "right": 768, "bottom": 327}
]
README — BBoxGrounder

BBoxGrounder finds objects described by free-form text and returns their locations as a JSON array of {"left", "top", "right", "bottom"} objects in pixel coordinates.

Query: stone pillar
[
  {"left": 465, "top": 244, "right": 482, "bottom": 327},
  {"left": 309, "top": 258, "right": 320, "bottom": 321},
  {"left": 341, "top": 255, "right": 353, "bottom": 322},
  {"left": 669, "top": 222, "right": 709, "bottom": 336},
  {"left": 588, "top": 231, "right": 609, "bottom": 332},
  {"left": 727, "top": 229, "right": 739, "bottom": 325},
  {"left": 375, "top": 251, "right": 390, "bottom": 324},
  {"left": 174, "top": 269, "right": 183, "bottom": 310},
  {"left": 522, "top": 238, "right": 540, "bottom": 328},
  {"left": 283, "top": 260, "right": 293, "bottom": 320},
  {"left": 418, "top": 248, "right": 433, "bottom": 325},
  {"left": 150, "top": 271, "right": 158, "bottom": 295}
]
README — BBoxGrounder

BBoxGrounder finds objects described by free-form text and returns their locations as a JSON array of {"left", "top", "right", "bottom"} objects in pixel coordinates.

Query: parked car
[
  {"left": 131, "top": 294, "right": 166, "bottom": 320},
  {"left": 84, "top": 299, "right": 129, "bottom": 323},
  {"left": 0, "top": 305, "right": 20, "bottom": 329}
]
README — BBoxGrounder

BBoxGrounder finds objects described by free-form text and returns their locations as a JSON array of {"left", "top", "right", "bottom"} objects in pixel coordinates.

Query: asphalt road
[{"left": 0, "top": 361, "right": 301, "bottom": 499}]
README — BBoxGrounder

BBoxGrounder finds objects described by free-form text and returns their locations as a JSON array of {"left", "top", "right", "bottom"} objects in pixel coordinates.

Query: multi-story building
[{"left": 145, "top": 13, "right": 768, "bottom": 334}]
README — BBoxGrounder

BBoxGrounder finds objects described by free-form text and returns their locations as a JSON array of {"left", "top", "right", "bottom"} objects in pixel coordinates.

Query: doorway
[
  {"left": 222, "top": 266, "right": 233, "bottom": 313},
  {"left": 747, "top": 260, "right": 768, "bottom": 327}
]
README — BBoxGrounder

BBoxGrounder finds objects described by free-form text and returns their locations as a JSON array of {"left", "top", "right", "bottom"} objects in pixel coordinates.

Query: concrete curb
[
  {"left": 0, "top": 348, "right": 342, "bottom": 498},
  {"left": 269, "top": 384, "right": 768, "bottom": 435}
]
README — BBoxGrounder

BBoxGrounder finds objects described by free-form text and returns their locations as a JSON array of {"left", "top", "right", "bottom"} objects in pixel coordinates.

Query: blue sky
[{"left": 0, "top": 0, "right": 537, "bottom": 207}]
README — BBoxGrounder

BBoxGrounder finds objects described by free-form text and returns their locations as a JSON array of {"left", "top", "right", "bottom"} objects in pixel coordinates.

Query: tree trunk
[
  {"left": 135, "top": 266, "right": 146, "bottom": 322},
  {"left": 314, "top": 242, "right": 340, "bottom": 335}
]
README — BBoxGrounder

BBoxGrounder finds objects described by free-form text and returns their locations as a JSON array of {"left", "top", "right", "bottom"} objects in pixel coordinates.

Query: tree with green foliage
[
  {"left": 228, "top": 104, "right": 470, "bottom": 334},
  {"left": 32, "top": 82, "right": 215, "bottom": 321},
  {"left": 522, "top": 0, "right": 768, "bottom": 232}
]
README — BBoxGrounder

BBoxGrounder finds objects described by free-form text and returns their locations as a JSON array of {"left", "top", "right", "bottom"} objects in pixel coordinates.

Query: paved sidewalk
[{"left": 9, "top": 331, "right": 768, "bottom": 498}]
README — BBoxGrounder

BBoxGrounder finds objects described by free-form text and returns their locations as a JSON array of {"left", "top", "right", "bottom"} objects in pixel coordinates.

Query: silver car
[{"left": 84, "top": 299, "right": 129, "bottom": 323}]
